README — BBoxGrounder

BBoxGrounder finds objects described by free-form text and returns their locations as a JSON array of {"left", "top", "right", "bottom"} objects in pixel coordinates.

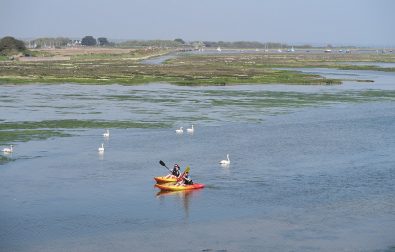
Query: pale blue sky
[{"left": 0, "top": 0, "right": 394, "bottom": 46}]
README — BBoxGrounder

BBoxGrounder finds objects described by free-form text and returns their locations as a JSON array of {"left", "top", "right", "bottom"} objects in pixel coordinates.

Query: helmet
[{"left": 174, "top": 164, "right": 180, "bottom": 168}]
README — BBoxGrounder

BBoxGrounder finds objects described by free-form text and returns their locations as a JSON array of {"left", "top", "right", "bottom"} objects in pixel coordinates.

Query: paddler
[
  {"left": 165, "top": 164, "right": 181, "bottom": 178},
  {"left": 176, "top": 170, "right": 193, "bottom": 186}
]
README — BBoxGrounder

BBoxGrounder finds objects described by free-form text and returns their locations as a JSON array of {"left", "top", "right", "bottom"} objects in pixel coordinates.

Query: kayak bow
[{"left": 154, "top": 176, "right": 178, "bottom": 184}]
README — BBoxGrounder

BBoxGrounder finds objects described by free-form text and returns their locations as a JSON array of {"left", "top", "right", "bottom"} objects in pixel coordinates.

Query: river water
[{"left": 0, "top": 68, "right": 395, "bottom": 252}]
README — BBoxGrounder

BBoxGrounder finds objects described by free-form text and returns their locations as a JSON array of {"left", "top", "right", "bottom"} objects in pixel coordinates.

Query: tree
[
  {"left": 81, "top": 36, "right": 97, "bottom": 46},
  {"left": 0, "top": 36, "right": 27, "bottom": 55},
  {"left": 32, "top": 37, "right": 71, "bottom": 48},
  {"left": 97, "top": 37, "right": 110, "bottom": 46},
  {"left": 174, "top": 38, "right": 185, "bottom": 44}
]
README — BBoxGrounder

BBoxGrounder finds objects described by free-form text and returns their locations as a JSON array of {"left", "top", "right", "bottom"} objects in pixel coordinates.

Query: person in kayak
[
  {"left": 165, "top": 164, "right": 180, "bottom": 178},
  {"left": 176, "top": 171, "right": 193, "bottom": 186}
]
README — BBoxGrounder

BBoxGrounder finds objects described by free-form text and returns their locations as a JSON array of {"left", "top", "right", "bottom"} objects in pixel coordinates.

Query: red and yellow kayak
[
  {"left": 154, "top": 176, "right": 178, "bottom": 183},
  {"left": 155, "top": 183, "right": 205, "bottom": 191}
]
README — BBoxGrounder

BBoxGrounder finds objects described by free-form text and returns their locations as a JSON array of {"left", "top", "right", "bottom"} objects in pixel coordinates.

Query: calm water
[{"left": 0, "top": 68, "right": 395, "bottom": 252}]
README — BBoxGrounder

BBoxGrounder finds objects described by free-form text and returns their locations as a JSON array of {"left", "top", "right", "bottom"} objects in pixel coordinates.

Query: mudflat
[{"left": 1, "top": 47, "right": 394, "bottom": 85}]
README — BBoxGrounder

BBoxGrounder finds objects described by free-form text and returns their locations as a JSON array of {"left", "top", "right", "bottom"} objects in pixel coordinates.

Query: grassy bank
[
  {"left": 0, "top": 119, "right": 171, "bottom": 146},
  {"left": 1, "top": 48, "right": 394, "bottom": 85},
  {"left": 0, "top": 119, "right": 170, "bottom": 130},
  {"left": 0, "top": 129, "right": 70, "bottom": 145}
]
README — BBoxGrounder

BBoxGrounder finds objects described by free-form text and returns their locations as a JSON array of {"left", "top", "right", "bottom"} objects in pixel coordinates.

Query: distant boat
[
  {"left": 217, "top": 47, "right": 222, "bottom": 52},
  {"left": 277, "top": 49, "right": 282, "bottom": 53},
  {"left": 291, "top": 46, "right": 295, "bottom": 52},
  {"left": 324, "top": 49, "right": 332, "bottom": 53}
]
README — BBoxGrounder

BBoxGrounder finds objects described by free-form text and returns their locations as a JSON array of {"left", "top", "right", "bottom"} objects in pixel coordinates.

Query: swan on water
[
  {"left": 2, "top": 145, "right": 13, "bottom": 153},
  {"left": 176, "top": 127, "right": 183, "bottom": 134},
  {"left": 98, "top": 143, "right": 104, "bottom": 153},
  {"left": 103, "top": 129, "right": 110, "bottom": 137},
  {"left": 187, "top": 124, "right": 194, "bottom": 133},
  {"left": 219, "top": 154, "right": 230, "bottom": 165}
]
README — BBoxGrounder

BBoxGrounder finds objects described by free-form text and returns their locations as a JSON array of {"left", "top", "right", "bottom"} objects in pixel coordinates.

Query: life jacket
[
  {"left": 183, "top": 174, "right": 193, "bottom": 185},
  {"left": 172, "top": 168, "right": 180, "bottom": 177}
]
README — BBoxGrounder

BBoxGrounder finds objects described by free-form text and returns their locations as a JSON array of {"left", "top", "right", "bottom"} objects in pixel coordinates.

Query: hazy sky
[{"left": 1, "top": 0, "right": 394, "bottom": 46}]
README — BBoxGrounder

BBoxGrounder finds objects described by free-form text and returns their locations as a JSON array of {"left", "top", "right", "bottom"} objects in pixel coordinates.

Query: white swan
[
  {"left": 98, "top": 143, "right": 104, "bottom": 153},
  {"left": 175, "top": 127, "right": 183, "bottom": 134},
  {"left": 187, "top": 124, "right": 194, "bottom": 133},
  {"left": 2, "top": 145, "right": 13, "bottom": 153},
  {"left": 103, "top": 129, "right": 110, "bottom": 138},
  {"left": 219, "top": 154, "right": 230, "bottom": 165}
]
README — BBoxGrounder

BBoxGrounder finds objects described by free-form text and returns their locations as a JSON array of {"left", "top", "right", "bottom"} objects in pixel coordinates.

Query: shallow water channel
[{"left": 0, "top": 68, "right": 395, "bottom": 252}]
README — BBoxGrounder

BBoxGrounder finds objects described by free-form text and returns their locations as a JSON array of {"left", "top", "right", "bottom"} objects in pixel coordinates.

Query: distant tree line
[
  {"left": 174, "top": 38, "right": 185, "bottom": 44},
  {"left": 203, "top": 41, "right": 297, "bottom": 49},
  {"left": 26, "top": 36, "right": 113, "bottom": 48},
  {"left": 4, "top": 35, "right": 357, "bottom": 52},
  {"left": 0, "top": 36, "right": 27, "bottom": 56},
  {"left": 81, "top": 36, "right": 96, "bottom": 46},
  {"left": 116, "top": 39, "right": 185, "bottom": 48},
  {"left": 31, "top": 37, "right": 71, "bottom": 48},
  {"left": 80, "top": 36, "right": 113, "bottom": 46}
]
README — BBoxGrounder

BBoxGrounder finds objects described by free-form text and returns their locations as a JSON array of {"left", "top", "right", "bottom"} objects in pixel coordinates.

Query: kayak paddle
[
  {"left": 159, "top": 160, "right": 171, "bottom": 172},
  {"left": 177, "top": 166, "right": 190, "bottom": 182}
]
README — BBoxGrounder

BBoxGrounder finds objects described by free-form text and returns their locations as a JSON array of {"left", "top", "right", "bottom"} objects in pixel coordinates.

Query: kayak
[
  {"left": 154, "top": 176, "right": 178, "bottom": 183},
  {"left": 155, "top": 183, "right": 205, "bottom": 191}
]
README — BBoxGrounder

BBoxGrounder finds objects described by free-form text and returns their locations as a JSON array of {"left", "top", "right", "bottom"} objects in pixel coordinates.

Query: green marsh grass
[
  {"left": 0, "top": 119, "right": 170, "bottom": 130},
  {"left": 0, "top": 120, "right": 171, "bottom": 145},
  {"left": 0, "top": 155, "right": 14, "bottom": 165},
  {"left": 0, "top": 129, "right": 70, "bottom": 145},
  {"left": 3, "top": 51, "right": 372, "bottom": 85}
]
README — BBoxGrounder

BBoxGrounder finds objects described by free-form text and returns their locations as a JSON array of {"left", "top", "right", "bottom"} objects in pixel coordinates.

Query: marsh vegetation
[{"left": 1, "top": 47, "right": 394, "bottom": 85}]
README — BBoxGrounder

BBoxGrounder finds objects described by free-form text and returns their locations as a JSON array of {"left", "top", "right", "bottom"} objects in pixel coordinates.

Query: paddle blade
[
  {"left": 177, "top": 166, "right": 190, "bottom": 182},
  {"left": 159, "top": 160, "right": 171, "bottom": 172}
]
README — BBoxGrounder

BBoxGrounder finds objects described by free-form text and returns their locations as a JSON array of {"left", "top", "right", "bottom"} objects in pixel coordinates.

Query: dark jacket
[
  {"left": 183, "top": 173, "right": 193, "bottom": 185},
  {"left": 172, "top": 168, "right": 180, "bottom": 177}
]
